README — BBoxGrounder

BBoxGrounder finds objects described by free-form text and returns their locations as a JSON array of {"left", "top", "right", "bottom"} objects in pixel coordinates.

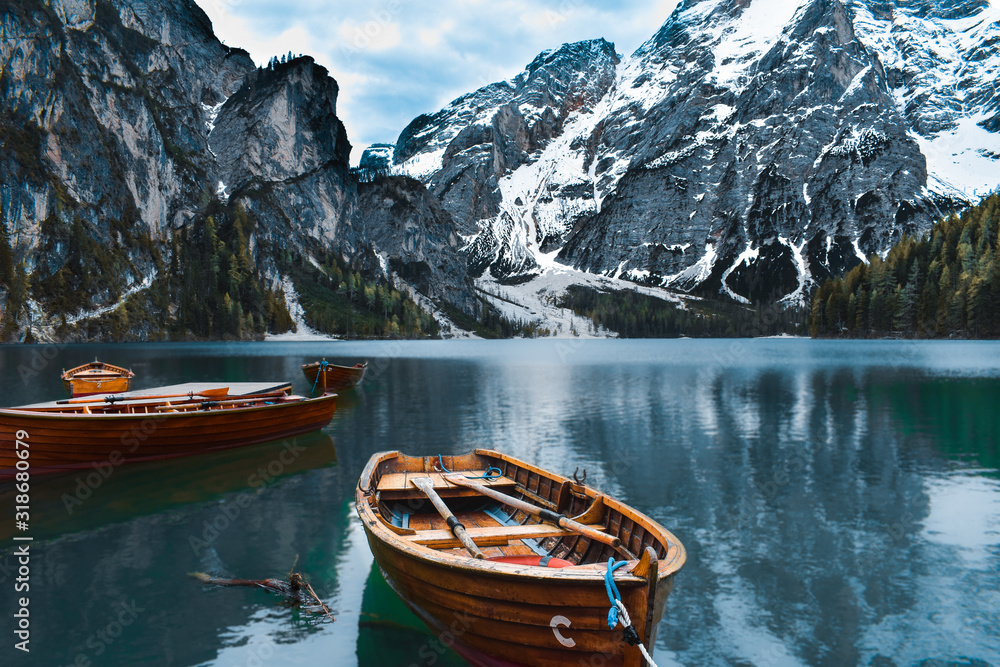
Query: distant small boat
[
  {"left": 356, "top": 449, "right": 686, "bottom": 667},
  {"left": 61, "top": 359, "right": 135, "bottom": 397},
  {"left": 0, "top": 382, "right": 337, "bottom": 477},
  {"left": 302, "top": 360, "right": 367, "bottom": 394}
]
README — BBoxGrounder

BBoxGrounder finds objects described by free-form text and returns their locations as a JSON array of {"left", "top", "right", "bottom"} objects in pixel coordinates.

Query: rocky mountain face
[
  {"left": 0, "top": 0, "right": 474, "bottom": 341},
  {"left": 209, "top": 57, "right": 355, "bottom": 249},
  {"left": 355, "top": 175, "right": 471, "bottom": 307},
  {"left": 1, "top": 0, "right": 252, "bottom": 322},
  {"left": 4, "top": 0, "right": 997, "bottom": 341},
  {"left": 391, "top": 0, "right": 1000, "bottom": 305}
]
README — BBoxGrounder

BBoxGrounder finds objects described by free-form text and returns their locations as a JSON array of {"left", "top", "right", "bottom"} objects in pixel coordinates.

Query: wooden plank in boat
[
  {"left": 377, "top": 471, "right": 516, "bottom": 499},
  {"left": 109, "top": 382, "right": 293, "bottom": 399},
  {"left": 406, "top": 522, "right": 607, "bottom": 549},
  {"left": 16, "top": 382, "right": 293, "bottom": 410}
]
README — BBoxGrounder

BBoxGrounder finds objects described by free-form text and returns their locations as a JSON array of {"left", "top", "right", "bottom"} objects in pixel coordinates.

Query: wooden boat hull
[
  {"left": 366, "top": 536, "right": 674, "bottom": 667},
  {"left": 0, "top": 393, "right": 337, "bottom": 477},
  {"left": 302, "top": 361, "right": 367, "bottom": 393},
  {"left": 356, "top": 450, "right": 685, "bottom": 667},
  {"left": 62, "top": 376, "right": 132, "bottom": 397},
  {"left": 60, "top": 360, "right": 135, "bottom": 397}
]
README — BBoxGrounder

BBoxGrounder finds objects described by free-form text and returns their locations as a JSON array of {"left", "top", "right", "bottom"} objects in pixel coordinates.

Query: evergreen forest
[
  {"left": 559, "top": 286, "right": 807, "bottom": 338},
  {"left": 810, "top": 192, "right": 1000, "bottom": 338}
]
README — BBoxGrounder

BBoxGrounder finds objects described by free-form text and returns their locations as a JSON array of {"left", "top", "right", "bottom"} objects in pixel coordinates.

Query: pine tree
[
  {"left": 0, "top": 220, "right": 12, "bottom": 286},
  {"left": 894, "top": 262, "right": 920, "bottom": 334},
  {"left": 809, "top": 192, "right": 1000, "bottom": 338}
]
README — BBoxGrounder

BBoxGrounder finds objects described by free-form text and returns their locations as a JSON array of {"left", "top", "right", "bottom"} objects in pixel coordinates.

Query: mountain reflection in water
[{"left": 0, "top": 339, "right": 997, "bottom": 666}]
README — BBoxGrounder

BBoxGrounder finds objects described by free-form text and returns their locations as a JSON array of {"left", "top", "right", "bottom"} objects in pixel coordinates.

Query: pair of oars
[
  {"left": 410, "top": 474, "right": 621, "bottom": 560},
  {"left": 154, "top": 391, "right": 290, "bottom": 411},
  {"left": 57, "top": 387, "right": 232, "bottom": 405}
]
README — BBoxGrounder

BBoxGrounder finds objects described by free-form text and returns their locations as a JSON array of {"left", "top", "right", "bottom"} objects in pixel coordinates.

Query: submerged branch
[{"left": 191, "top": 570, "right": 335, "bottom": 621}]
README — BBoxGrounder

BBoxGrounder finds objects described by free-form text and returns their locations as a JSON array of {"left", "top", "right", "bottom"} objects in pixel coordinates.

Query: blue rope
[
  {"left": 311, "top": 360, "right": 329, "bottom": 394},
  {"left": 436, "top": 455, "right": 502, "bottom": 480},
  {"left": 604, "top": 558, "right": 628, "bottom": 628}
]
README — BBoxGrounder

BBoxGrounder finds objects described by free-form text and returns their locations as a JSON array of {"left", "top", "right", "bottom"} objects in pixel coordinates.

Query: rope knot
[
  {"left": 603, "top": 558, "right": 658, "bottom": 664},
  {"left": 311, "top": 360, "right": 330, "bottom": 394},
  {"left": 436, "top": 455, "right": 502, "bottom": 479}
]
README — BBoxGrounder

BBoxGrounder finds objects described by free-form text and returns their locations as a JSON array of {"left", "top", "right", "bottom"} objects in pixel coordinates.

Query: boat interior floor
[
  {"left": 391, "top": 501, "right": 556, "bottom": 561},
  {"left": 377, "top": 478, "right": 611, "bottom": 566}
]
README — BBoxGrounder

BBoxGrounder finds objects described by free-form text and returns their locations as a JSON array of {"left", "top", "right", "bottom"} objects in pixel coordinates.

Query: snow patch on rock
[{"left": 266, "top": 275, "right": 337, "bottom": 341}]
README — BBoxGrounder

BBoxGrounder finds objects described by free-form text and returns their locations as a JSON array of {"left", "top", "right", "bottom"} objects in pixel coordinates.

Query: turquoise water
[{"left": 1, "top": 339, "right": 999, "bottom": 666}]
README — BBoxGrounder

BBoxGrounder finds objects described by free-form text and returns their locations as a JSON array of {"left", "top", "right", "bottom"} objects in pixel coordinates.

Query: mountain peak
[
  {"left": 524, "top": 38, "right": 619, "bottom": 76},
  {"left": 392, "top": 0, "right": 1000, "bottom": 303},
  {"left": 893, "top": 0, "right": 991, "bottom": 19},
  {"left": 212, "top": 56, "right": 349, "bottom": 192}
]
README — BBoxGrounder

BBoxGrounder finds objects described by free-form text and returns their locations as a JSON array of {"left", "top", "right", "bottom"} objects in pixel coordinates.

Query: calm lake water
[{"left": 1, "top": 339, "right": 999, "bottom": 667}]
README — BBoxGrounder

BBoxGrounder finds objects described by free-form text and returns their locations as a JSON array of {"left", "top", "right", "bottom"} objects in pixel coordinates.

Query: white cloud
[
  {"left": 194, "top": 0, "right": 682, "bottom": 162},
  {"left": 338, "top": 20, "right": 402, "bottom": 52}
]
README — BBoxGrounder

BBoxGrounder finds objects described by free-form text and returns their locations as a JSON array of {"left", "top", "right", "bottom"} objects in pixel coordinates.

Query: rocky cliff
[
  {"left": 0, "top": 0, "right": 475, "bottom": 341},
  {"left": 391, "top": 0, "right": 1000, "bottom": 305},
  {"left": 0, "top": 0, "right": 252, "bottom": 339},
  {"left": 5, "top": 0, "right": 999, "bottom": 341}
]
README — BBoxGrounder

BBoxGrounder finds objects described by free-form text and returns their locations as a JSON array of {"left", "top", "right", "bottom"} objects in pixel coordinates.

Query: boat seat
[
  {"left": 483, "top": 504, "right": 548, "bottom": 556},
  {"left": 406, "top": 522, "right": 608, "bottom": 550},
  {"left": 376, "top": 471, "right": 517, "bottom": 500}
]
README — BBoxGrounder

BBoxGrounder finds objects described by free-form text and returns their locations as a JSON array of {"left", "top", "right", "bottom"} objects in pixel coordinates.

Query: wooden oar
[
  {"left": 443, "top": 474, "right": 622, "bottom": 549},
  {"left": 154, "top": 391, "right": 291, "bottom": 411},
  {"left": 195, "top": 391, "right": 290, "bottom": 406},
  {"left": 411, "top": 477, "right": 484, "bottom": 559},
  {"left": 57, "top": 387, "right": 231, "bottom": 405}
]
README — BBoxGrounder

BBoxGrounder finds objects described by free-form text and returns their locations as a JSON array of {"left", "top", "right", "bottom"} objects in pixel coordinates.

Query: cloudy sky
[{"left": 194, "top": 0, "right": 681, "bottom": 163}]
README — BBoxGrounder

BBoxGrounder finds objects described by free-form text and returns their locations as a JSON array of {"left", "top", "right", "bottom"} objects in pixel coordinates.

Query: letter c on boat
[{"left": 550, "top": 615, "right": 576, "bottom": 648}]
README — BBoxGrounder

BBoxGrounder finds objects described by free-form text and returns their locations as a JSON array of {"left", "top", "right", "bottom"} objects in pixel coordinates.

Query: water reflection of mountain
[
  {"left": 868, "top": 377, "right": 1000, "bottom": 472},
  {"left": 0, "top": 436, "right": 353, "bottom": 666},
  {"left": 506, "top": 364, "right": 1000, "bottom": 666},
  {"left": 334, "top": 344, "right": 1000, "bottom": 665},
  {"left": 0, "top": 341, "right": 997, "bottom": 666},
  {"left": 0, "top": 431, "right": 339, "bottom": 541}
]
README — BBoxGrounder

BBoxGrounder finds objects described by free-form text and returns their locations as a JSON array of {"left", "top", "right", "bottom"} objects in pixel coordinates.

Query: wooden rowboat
[
  {"left": 302, "top": 360, "right": 367, "bottom": 394},
  {"left": 356, "top": 450, "right": 686, "bottom": 667},
  {"left": 61, "top": 359, "right": 135, "bottom": 397},
  {"left": 0, "top": 382, "right": 337, "bottom": 477}
]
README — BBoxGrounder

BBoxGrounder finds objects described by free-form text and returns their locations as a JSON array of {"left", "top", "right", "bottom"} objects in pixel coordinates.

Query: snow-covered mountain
[
  {"left": 5, "top": 0, "right": 999, "bottom": 341},
  {"left": 389, "top": 0, "right": 1000, "bottom": 305}
]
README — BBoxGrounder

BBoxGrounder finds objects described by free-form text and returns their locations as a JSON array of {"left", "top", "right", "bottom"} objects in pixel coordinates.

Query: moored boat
[
  {"left": 61, "top": 359, "right": 135, "bottom": 397},
  {"left": 0, "top": 382, "right": 337, "bottom": 477},
  {"left": 302, "top": 359, "right": 367, "bottom": 394},
  {"left": 356, "top": 450, "right": 686, "bottom": 667}
]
